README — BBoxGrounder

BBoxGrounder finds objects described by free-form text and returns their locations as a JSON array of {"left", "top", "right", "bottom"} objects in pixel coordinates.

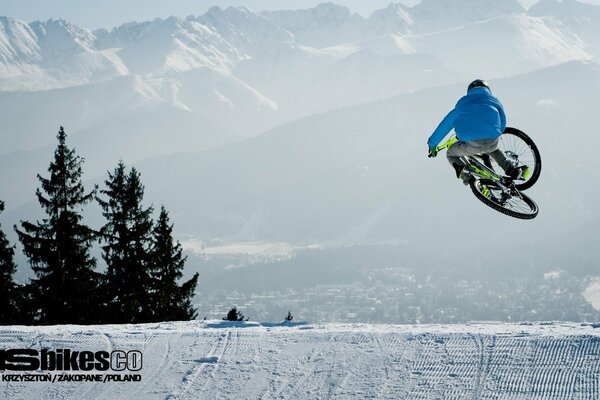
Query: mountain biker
[{"left": 427, "top": 79, "right": 528, "bottom": 184}]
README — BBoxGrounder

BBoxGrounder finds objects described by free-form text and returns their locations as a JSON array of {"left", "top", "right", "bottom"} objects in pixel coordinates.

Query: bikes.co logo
[{"left": 0, "top": 348, "right": 143, "bottom": 383}]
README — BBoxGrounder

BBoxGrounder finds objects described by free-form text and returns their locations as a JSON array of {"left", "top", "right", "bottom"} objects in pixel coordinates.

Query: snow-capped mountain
[
  {"left": 529, "top": 0, "right": 600, "bottom": 56},
  {"left": 0, "top": 17, "right": 127, "bottom": 90},
  {"left": 366, "top": 3, "right": 415, "bottom": 37},
  {"left": 413, "top": 13, "right": 590, "bottom": 77},
  {"left": 261, "top": 3, "right": 369, "bottom": 48},
  {"left": 1, "top": 1, "right": 597, "bottom": 92},
  {"left": 94, "top": 16, "right": 244, "bottom": 75},
  {"left": 193, "top": 6, "right": 294, "bottom": 57},
  {"left": 529, "top": 0, "right": 600, "bottom": 19},
  {"left": 410, "top": 0, "right": 525, "bottom": 32}
]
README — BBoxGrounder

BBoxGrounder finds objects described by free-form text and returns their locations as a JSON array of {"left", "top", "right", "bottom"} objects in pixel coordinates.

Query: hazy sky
[{"left": 4, "top": 0, "right": 600, "bottom": 30}]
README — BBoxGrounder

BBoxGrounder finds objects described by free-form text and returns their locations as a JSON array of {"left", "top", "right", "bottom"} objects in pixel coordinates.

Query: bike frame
[{"left": 436, "top": 135, "right": 506, "bottom": 186}]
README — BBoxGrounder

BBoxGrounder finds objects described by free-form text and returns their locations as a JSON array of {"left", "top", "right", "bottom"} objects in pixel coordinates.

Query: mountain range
[
  {"left": 1, "top": 0, "right": 599, "bottom": 263},
  {"left": 0, "top": 1, "right": 594, "bottom": 140}
]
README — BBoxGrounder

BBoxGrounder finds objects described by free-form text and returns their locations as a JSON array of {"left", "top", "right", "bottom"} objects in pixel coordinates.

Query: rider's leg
[
  {"left": 446, "top": 140, "right": 489, "bottom": 182},
  {"left": 453, "top": 138, "right": 524, "bottom": 178},
  {"left": 447, "top": 139, "right": 498, "bottom": 169},
  {"left": 489, "top": 148, "right": 514, "bottom": 172}
]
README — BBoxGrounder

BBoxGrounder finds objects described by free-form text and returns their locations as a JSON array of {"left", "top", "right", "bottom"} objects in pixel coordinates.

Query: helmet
[{"left": 468, "top": 79, "right": 490, "bottom": 92}]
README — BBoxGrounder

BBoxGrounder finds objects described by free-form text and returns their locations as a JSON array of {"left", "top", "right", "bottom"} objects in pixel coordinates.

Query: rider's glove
[{"left": 428, "top": 146, "right": 438, "bottom": 158}]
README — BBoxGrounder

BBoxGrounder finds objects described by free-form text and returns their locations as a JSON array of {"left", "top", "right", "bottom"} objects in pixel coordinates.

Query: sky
[{"left": 4, "top": 0, "right": 600, "bottom": 30}]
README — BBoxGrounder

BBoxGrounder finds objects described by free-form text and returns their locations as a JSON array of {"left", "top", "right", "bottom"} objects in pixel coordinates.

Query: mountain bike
[{"left": 433, "top": 127, "right": 541, "bottom": 219}]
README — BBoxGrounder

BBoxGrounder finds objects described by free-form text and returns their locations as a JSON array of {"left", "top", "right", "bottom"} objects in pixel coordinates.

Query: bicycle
[{"left": 431, "top": 127, "right": 542, "bottom": 220}]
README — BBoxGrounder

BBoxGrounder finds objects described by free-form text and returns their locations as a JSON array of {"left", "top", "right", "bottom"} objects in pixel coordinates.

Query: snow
[
  {"left": 583, "top": 281, "right": 600, "bottom": 311},
  {"left": 1, "top": 321, "right": 599, "bottom": 399},
  {"left": 411, "top": 0, "right": 525, "bottom": 33},
  {"left": 536, "top": 98, "right": 558, "bottom": 107},
  {"left": 181, "top": 240, "right": 323, "bottom": 264},
  {"left": 413, "top": 14, "right": 590, "bottom": 77}
]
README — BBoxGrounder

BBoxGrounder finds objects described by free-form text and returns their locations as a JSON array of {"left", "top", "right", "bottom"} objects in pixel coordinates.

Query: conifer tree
[
  {"left": 149, "top": 206, "right": 199, "bottom": 321},
  {"left": 223, "top": 307, "right": 246, "bottom": 321},
  {"left": 98, "top": 163, "right": 154, "bottom": 323},
  {"left": 15, "top": 127, "right": 100, "bottom": 324},
  {"left": 0, "top": 200, "right": 23, "bottom": 324},
  {"left": 285, "top": 311, "right": 293, "bottom": 322}
]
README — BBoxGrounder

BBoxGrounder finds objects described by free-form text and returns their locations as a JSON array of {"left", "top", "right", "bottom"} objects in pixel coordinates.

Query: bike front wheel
[{"left": 470, "top": 179, "right": 539, "bottom": 219}]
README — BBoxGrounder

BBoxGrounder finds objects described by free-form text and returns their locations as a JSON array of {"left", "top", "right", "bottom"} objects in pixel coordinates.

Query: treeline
[{"left": 0, "top": 127, "right": 198, "bottom": 325}]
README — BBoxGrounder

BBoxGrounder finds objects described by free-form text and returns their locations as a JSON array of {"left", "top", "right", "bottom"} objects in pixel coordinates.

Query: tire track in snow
[
  {"left": 175, "top": 329, "right": 232, "bottom": 399},
  {"left": 199, "top": 330, "right": 232, "bottom": 395},
  {"left": 469, "top": 334, "right": 496, "bottom": 399},
  {"left": 132, "top": 338, "right": 172, "bottom": 397},
  {"left": 272, "top": 332, "right": 333, "bottom": 399},
  {"left": 2, "top": 323, "right": 600, "bottom": 399},
  {"left": 72, "top": 331, "right": 115, "bottom": 400},
  {"left": 36, "top": 331, "right": 112, "bottom": 400}
]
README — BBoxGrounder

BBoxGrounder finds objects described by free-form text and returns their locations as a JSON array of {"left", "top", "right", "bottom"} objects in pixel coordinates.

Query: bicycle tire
[
  {"left": 470, "top": 179, "right": 539, "bottom": 219},
  {"left": 495, "top": 127, "right": 541, "bottom": 191}
]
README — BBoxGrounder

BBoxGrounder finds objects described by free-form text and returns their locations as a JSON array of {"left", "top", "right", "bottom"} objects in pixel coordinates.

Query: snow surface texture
[{"left": 1, "top": 322, "right": 599, "bottom": 399}]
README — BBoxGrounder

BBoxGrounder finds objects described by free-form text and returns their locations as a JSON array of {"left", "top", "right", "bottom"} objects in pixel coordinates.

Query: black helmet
[{"left": 468, "top": 79, "right": 490, "bottom": 92}]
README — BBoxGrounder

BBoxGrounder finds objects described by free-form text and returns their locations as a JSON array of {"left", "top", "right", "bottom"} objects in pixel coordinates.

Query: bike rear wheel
[
  {"left": 487, "top": 127, "right": 541, "bottom": 191},
  {"left": 470, "top": 179, "right": 539, "bottom": 219}
]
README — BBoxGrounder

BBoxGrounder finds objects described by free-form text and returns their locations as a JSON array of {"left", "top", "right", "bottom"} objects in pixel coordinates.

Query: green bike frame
[{"left": 435, "top": 135, "right": 503, "bottom": 183}]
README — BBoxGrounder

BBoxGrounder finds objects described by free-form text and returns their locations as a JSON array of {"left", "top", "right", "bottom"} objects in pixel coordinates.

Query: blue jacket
[{"left": 427, "top": 87, "right": 506, "bottom": 149}]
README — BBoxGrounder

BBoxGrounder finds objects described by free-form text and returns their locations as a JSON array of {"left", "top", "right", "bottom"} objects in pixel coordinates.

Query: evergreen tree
[
  {"left": 223, "top": 307, "right": 246, "bottom": 321},
  {"left": 149, "top": 206, "right": 199, "bottom": 321},
  {"left": 0, "top": 200, "right": 23, "bottom": 324},
  {"left": 98, "top": 163, "right": 154, "bottom": 323},
  {"left": 285, "top": 311, "right": 293, "bottom": 322},
  {"left": 15, "top": 127, "right": 100, "bottom": 324}
]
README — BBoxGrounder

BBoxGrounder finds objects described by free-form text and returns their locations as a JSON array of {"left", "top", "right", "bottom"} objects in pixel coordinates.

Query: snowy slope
[{"left": 0, "top": 321, "right": 598, "bottom": 399}]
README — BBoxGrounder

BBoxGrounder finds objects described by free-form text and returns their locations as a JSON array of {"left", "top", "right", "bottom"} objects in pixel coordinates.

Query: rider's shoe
[
  {"left": 459, "top": 168, "right": 473, "bottom": 186},
  {"left": 452, "top": 163, "right": 463, "bottom": 179},
  {"left": 506, "top": 165, "right": 530, "bottom": 180},
  {"left": 452, "top": 163, "right": 472, "bottom": 185}
]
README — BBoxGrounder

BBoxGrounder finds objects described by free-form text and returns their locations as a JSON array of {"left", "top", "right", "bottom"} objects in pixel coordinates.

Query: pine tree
[
  {"left": 285, "top": 311, "right": 293, "bottom": 322},
  {"left": 223, "top": 307, "right": 246, "bottom": 321},
  {"left": 98, "top": 163, "right": 154, "bottom": 323},
  {"left": 149, "top": 206, "right": 199, "bottom": 321},
  {"left": 15, "top": 127, "right": 100, "bottom": 324},
  {"left": 0, "top": 200, "right": 23, "bottom": 324}
]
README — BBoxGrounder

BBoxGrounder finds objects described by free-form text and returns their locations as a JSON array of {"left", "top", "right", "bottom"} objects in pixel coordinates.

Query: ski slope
[{"left": 1, "top": 321, "right": 599, "bottom": 399}]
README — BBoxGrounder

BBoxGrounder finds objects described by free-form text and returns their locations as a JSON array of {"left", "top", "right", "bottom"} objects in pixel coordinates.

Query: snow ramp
[{"left": 1, "top": 321, "right": 599, "bottom": 399}]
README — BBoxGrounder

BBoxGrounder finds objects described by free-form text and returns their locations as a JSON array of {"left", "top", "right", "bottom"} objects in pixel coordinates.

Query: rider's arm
[{"left": 427, "top": 109, "right": 457, "bottom": 149}]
